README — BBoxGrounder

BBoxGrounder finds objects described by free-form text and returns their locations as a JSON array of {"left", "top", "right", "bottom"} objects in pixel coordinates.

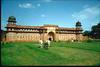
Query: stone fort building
[{"left": 5, "top": 16, "right": 83, "bottom": 42}]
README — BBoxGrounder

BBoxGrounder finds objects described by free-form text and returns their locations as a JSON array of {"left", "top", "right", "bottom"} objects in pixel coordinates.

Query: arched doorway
[{"left": 48, "top": 32, "right": 55, "bottom": 41}]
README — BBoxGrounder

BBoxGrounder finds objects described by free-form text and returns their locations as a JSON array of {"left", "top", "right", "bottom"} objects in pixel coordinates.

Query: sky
[{"left": 1, "top": 0, "right": 100, "bottom": 31}]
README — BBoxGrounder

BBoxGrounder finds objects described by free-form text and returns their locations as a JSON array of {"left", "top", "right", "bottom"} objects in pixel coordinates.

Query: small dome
[
  {"left": 8, "top": 16, "right": 16, "bottom": 22},
  {"left": 76, "top": 21, "right": 82, "bottom": 26}
]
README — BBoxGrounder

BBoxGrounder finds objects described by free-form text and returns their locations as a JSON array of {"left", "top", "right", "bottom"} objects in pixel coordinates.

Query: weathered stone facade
[{"left": 5, "top": 16, "right": 83, "bottom": 42}]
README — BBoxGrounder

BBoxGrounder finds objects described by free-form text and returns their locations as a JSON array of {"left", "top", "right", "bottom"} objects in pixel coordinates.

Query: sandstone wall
[
  {"left": 6, "top": 32, "right": 40, "bottom": 42},
  {"left": 6, "top": 32, "right": 83, "bottom": 42},
  {"left": 55, "top": 34, "right": 76, "bottom": 41}
]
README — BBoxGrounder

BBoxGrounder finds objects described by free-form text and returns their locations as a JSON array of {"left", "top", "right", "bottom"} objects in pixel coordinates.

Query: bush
[
  {"left": 66, "top": 40, "right": 71, "bottom": 42},
  {"left": 58, "top": 40, "right": 61, "bottom": 42},
  {"left": 86, "top": 39, "right": 93, "bottom": 43},
  {"left": 93, "top": 39, "right": 100, "bottom": 42},
  {"left": 1, "top": 42, "right": 14, "bottom": 48},
  {"left": 43, "top": 42, "right": 48, "bottom": 50}
]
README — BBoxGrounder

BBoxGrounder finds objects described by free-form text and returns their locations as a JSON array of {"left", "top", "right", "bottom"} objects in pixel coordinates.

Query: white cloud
[
  {"left": 19, "top": 3, "right": 42, "bottom": 8},
  {"left": 19, "top": 3, "right": 34, "bottom": 8},
  {"left": 41, "top": 14, "right": 46, "bottom": 18},
  {"left": 72, "top": 5, "right": 100, "bottom": 21}
]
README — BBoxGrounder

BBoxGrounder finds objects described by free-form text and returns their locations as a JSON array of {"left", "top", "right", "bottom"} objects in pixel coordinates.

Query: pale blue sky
[{"left": 1, "top": 0, "right": 100, "bottom": 31}]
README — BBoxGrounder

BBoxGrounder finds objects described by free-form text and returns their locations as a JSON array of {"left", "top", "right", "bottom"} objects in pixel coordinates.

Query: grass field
[{"left": 1, "top": 41, "right": 100, "bottom": 66}]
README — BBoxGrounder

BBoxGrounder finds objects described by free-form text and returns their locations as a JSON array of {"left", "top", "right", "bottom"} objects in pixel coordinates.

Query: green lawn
[{"left": 1, "top": 41, "right": 100, "bottom": 66}]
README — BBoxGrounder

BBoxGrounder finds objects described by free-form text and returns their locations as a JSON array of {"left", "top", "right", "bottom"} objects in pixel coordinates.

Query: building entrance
[{"left": 48, "top": 32, "right": 54, "bottom": 41}]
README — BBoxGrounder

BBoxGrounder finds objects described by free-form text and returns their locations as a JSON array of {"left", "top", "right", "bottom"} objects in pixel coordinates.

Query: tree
[
  {"left": 1, "top": 30, "right": 6, "bottom": 41},
  {"left": 83, "top": 31, "right": 91, "bottom": 38},
  {"left": 91, "top": 23, "right": 100, "bottom": 39}
]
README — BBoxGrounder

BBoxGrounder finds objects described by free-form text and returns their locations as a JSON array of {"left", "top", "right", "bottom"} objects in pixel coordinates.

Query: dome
[
  {"left": 76, "top": 21, "right": 82, "bottom": 26},
  {"left": 8, "top": 16, "right": 16, "bottom": 22}
]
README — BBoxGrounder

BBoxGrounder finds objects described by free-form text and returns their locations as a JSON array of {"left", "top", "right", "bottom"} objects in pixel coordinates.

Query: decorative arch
[{"left": 48, "top": 32, "right": 55, "bottom": 41}]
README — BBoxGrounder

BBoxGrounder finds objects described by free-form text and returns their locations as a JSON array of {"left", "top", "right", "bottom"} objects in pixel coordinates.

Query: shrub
[
  {"left": 43, "top": 42, "right": 48, "bottom": 50},
  {"left": 93, "top": 39, "right": 100, "bottom": 42}
]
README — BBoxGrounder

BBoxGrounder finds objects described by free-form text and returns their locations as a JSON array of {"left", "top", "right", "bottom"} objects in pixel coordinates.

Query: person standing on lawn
[{"left": 39, "top": 39, "right": 43, "bottom": 48}]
